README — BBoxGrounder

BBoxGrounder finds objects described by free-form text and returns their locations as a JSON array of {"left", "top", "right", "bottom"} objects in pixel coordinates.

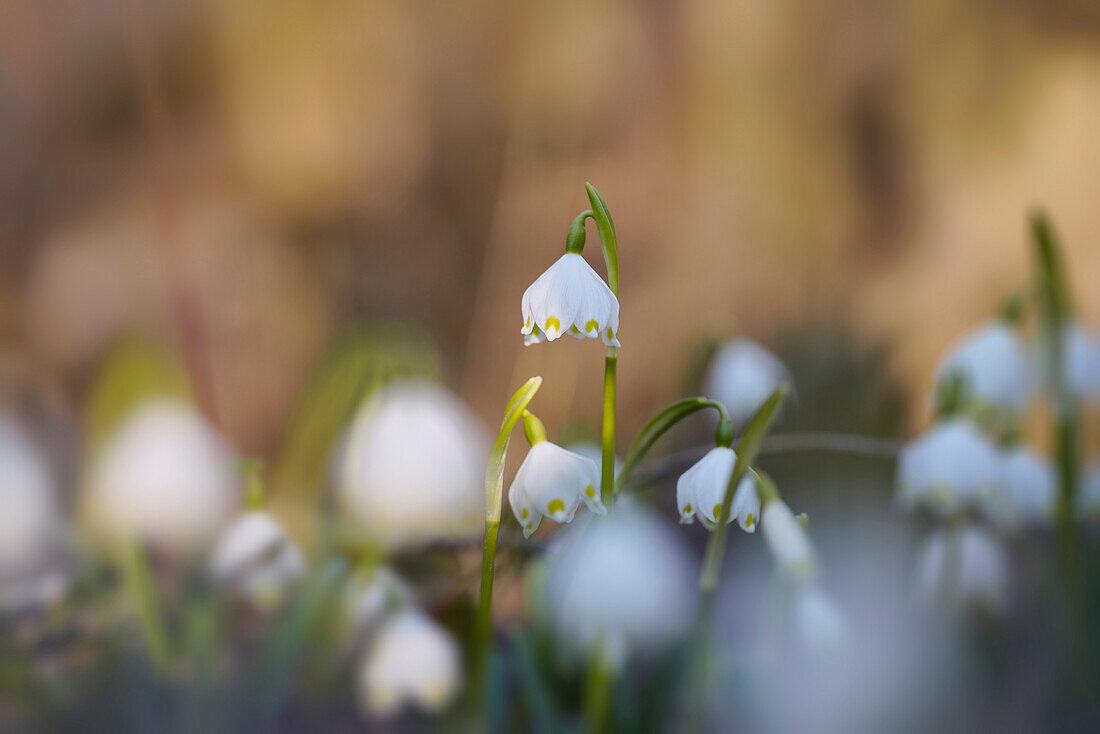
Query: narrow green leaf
[
  {"left": 484, "top": 377, "right": 543, "bottom": 523},
  {"left": 585, "top": 182, "right": 619, "bottom": 296},
  {"left": 118, "top": 540, "right": 172, "bottom": 674}
]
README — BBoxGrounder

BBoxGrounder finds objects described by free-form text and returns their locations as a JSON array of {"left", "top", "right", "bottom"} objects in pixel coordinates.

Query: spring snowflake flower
[
  {"left": 761, "top": 499, "right": 815, "bottom": 581},
  {"left": 675, "top": 447, "right": 760, "bottom": 531},
  {"left": 1064, "top": 323, "right": 1100, "bottom": 401},
  {"left": 704, "top": 339, "right": 791, "bottom": 428},
  {"left": 357, "top": 609, "right": 462, "bottom": 718},
  {"left": 520, "top": 253, "right": 620, "bottom": 347},
  {"left": 85, "top": 400, "right": 238, "bottom": 558},
  {"left": 541, "top": 498, "right": 695, "bottom": 665},
  {"left": 509, "top": 441, "right": 606, "bottom": 538},
  {"left": 337, "top": 381, "right": 489, "bottom": 549},
  {"left": 935, "top": 321, "right": 1032, "bottom": 413},
  {"left": 916, "top": 525, "right": 1007, "bottom": 611},
  {"left": 209, "top": 511, "right": 305, "bottom": 611},
  {"left": 896, "top": 418, "right": 1000, "bottom": 516},
  {"left": 343, "top": 567, "right": 415, "bottom": 640},
  {"left": 983, "top": 446, "right": 1055, "bottom": 530},
  {"left": 792, "top": 586, "right": 848, "bottom": 654}
]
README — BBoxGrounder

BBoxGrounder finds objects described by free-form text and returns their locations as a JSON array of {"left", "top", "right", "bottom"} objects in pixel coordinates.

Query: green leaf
[
  {"left": 585, "top": 182, "right": 619, "bottom": 296},
  {"left": 616, "top": 397, "right": 729, "bottom": 493},
  {"left": 485, "top": 376, "right": 543, "bottom": 525}
]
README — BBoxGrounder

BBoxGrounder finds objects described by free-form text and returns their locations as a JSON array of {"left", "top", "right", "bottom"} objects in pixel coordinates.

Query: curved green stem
[
  {"left": 615, "top": 398, "right": 733, "bottom": 493},
  {"left": 585, "top": 183, "right": 619, "bottom": 295},
  {"left": 475, "top": 377, "right": 543, "bottom": 704}
]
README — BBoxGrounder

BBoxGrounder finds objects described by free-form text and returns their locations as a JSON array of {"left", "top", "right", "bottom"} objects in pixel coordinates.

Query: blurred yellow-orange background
[{"left": 3, "top": 0, "right": 1100, "bottom": 453}]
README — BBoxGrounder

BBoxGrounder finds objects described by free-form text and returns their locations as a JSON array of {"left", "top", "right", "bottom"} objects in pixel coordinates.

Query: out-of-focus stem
[{"left": 601, "top": 350, "right": 617, "bottom": 507}]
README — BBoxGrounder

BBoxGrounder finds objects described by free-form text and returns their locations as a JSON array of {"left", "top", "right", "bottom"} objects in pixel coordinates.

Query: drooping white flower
[
  {"left": 704, "top": 338, "right": 790, "bottom": 428},
  {"left": 792, "top": 586, "right": 848, "bottom": 654},
  {"left": 209, "top": 511, "right": 305, "bottom": 611},
  {"left": 762, "top": 500, "right": 815, "bottom": 581},
  {"left": 85, "top": 400, "right": 239, "bottom": 558},
  {"left": 520, "top": 253, "right": 620, "bottom": 347},
  {"left": 337, "top": 382, "right": 489, "bottom": 549},
  {"left": 675, "top": 447, "right": 759, "bottom": 532},
  {"left": 1064, "top": 323, "right": 1100, "bottom": 402},
  {"left": 509, "top": 441, "right": 605, "bottom": 538},
  {"left": 541, "top": 498, "right": 695, "bottom": 665},
  {"left": 343, "top": 566, "right": 415, "bottom": 639},
  {"left": 935, "top": 321, "right": 1032, "bottom": 413},
  {"left": 896, "top": 418, "right": 1000, "bottom": 516},
  {"left": 983, "top": 446, "right": 1056, "bottom": 530},
  {"left": 357, "top": 609, "right": 462, "bottom": 718},
  {"left": 0, "top": 417, "right": 61, "bottom": 569},
  {"left": 566, "top": 442, "right": 621, "bottom": 484},
  {"left": 915, "top": 525, "right": 1007, "bottom": 611}
]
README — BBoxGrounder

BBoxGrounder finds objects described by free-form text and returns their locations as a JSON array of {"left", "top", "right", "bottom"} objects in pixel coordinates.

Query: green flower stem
[
  {"left": 119, "top": 540, "right": 172, "bottom": 674},
  {"left": 698, "top": 386, "right": 788, "bottom": 596},
  {"left": 475, "top": 377, "right": 543, "bottom": 702},
  {"left": 584, "top": 643, "right": 615, "bottom": 734},
  {"left": 601, "top": 351, "right": 617, "bottom": 506},
  {"left": 615, "top": 397, "right": 734, "bottom": 494}
]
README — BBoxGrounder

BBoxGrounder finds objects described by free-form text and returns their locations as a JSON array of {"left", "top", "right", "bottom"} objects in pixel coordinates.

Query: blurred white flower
[
  {"left": 916, "top": 525, "right": 1007, "bottom": 611},
  {"left": 357, "top": 609, "right": 462, "bottom": 718},
  {"left": 86, "top": 400, "right": 238, "bottom": 558},
  {"left": 0, "top": 417, "right": 61, "bottom": 569},
  {"left": 1064, "top": 323, "right": 1100, "bottom": 401},
  {"left": 896, "top": 418, "right": 1000, "bottom": 516},
  {"left": 509, "top": 441, "right": 605, "bottom": 538},
  {"left": 337, "top": 382, "right": 488, "bottom": 549},
  {"left": 983, "top": 446, "right": 1056, "bottom": 530},
  {"left": 566, "top": 441, "right": 621, "bottom": 484},
  {"left": 520, "top": 253, "right": 620, "bottom": 347},
  {"left": 935, "top": 321, "right": 1032, "bottom": 413},
  {"left": 210, "top": 511, "right": 305, "bottom": 611},
  {"left": 792, "top": 586, "right": 848, "bottom": 654},
  {"left": 704, "top": 339, "right": 790, "bottom": 428},
  {"left": 542, "top": 498, "right": 695, "bottom": 665},
  {"left": 675, "top": 447, "right": 759, "bottom": 532},
  {"left": 1078, "top": 461, "right": 1100, "bottom": 518},
  {"left": 761, "top": 500, "right": 815, "bottom": 581},
  {"left": 343, "top": 566, "right": 415, "bottom": 638}
]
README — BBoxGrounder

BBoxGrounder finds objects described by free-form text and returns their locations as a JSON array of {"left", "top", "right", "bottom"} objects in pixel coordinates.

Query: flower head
[
  {"left": 521, "top": 253, "right": 620, "bottom": 347},
  {"left": 1064, "top": 323, "right": 1100, "bottom": 402},
  {"left": 761, "top": 500, "right": 815, "bottom": 581},
  {"left": 935, "top": 321, "right": 1032, "bottom": 413},
  {"left": 541, "top": 498, "right": 695, "bottom": 665},
  {"left": 209, "top": 511, "right": 305, "bottom": 611},
  {"left": 509, "top": 441, "right": 606, "bottom": 538},
  {"left": 675, "top": 446, "right": 760, "bottom": 532},
  {"left": 704, "top": 339, "right": 790, "bottom": 428},
  {"left": 357, "top": 609, "right": 462, "bottom": 718},
  {"left": 896, "top": 418, "right": 1000, "bottom": 516},
  {"left": 983, "top": 446, "right": 1055, "bottom": 530},
  {"left": 85, "top": 400, "right": 239, "bottom": 558},
  {"left": 916, "top": 525, "right": 1007, "bottom": 611},
  {"left": 343, "top": 567, "right": 415, "bottom": 640},
  {"left": 337, "top": 381, "right": 488, "bottom": 549}
]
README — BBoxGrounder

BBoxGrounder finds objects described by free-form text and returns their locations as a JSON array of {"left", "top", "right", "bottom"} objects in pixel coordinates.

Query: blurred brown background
[{"left": 2, "top": 0, "right": 1100, "bottom": 455}]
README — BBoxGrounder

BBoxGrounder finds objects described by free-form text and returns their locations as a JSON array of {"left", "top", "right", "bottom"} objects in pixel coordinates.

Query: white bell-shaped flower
[
  {"left": 916, "top": 525, "right": 1007, "bottom": 611},
  {"left": 896, "top": 418, "right": 1000, "bottom": 516},
  {"left": 566, "top": 442, "right": 622, "bottom": 485},
  {"left": 541, "top": 498, "right": 695, "bottom": 665},
  {"left": 704, "top": 339, "right": 791, "bottom": 428},
  {"left": 520, "top": 253, "right": 620, "bottom": 347},
  {"left": 85, "top": 400, "right": 239, "bottom": 558},
  {"left": 1065, "top": 323, "right": 1100, "bottom": 401},
  {"left": 675, "top": 447, "right": 759, "bottom": 532},
  {"left": 343, "top": 566, "right": 415, "bottom": 640},
  {"left": 983, "top": 446, "right": 1056, "bottom": 530},
  {"left": 209, "top": 511, "right": 305, "bottom": 611},
  {"left": 509, "top": 441, "right": 606, "bottom": 538},
  {"left": 935, "top": 321, "right": 1032, "bottom": 413},
  {"left": 792, "top": 586, "right": 848, "bottom": 654},
  {"left": 761, "top": 500, "right": 815, "bottom": 581},
  {"left": 357, "top": 609, "right": 462, "bottom": 718},
  {"left": 1078, "top": 461, "right": 1100, "bottom": 518},
  {"left": 337, "top": 381, "right": 489, "bottom": 549}
]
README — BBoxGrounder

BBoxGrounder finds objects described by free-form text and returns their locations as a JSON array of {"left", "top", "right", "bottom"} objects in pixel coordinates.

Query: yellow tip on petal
[
  {"left": 746, "top": 513, "right": 755, "bottom": 527},
  {"left": 545, "top": 316, "right": 561, "bottom": 334},
  {"left": 547, "top": 498, "right": 565, "bottom": 515},
  {"left": 683, "top": 503, "right": 692, "bottom": 514},
  {"left": 586, "top": 319, "right": 599, "bottom": 333},
  {"left": 712, "top": 504, "right": 722, "bottom": 519},
  {"left": 521, "top": 508, "right": 529, "bottom": 520},
  {"left": 585, "top": 486, "right": 595, "bottom": 498}
]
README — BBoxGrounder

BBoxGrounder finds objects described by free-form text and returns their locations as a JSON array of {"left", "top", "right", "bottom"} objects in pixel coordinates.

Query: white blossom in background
[
  {"left": 342, "top": 566, "right": 415, "bottom": 638},
  {"left": 542, "top": 498, "right": 695, "bottom": 666},
  {"left": 0, "top": 417, "right": 68, "bottom": 612},
  {"left": 916, "top": 525, "right": 1008, "bottom": 611},
  {"left": 209, "top": 511, "right": 305, "bottom": 611},
  {"left": 1079, "top": 462, "right": 1100, "bottom": 518},
  {"left": 983, "top": 446, "right": 1056, "bottom": 530},
  {"left": 508, "top": 441, "right": 605, "bottom": 538},
  {"left": 357, "top": 609, "right": 462, "bottom": 718},
  {"left": 935, "top": 321, "right": 1032, "bottom": 413},
  {"left": 337, "top": 382, "right": 488, "bottom": 549},
  {"left": 1064, "top": 323, "right": 1100, "bottom": 402},
  {"left": 567, "top": 442, "right": 621, "bottom": 484},
  {"left": 704, "top": 338, "right": 791, "bottom": 428},
  {"left": 761, "top": 500, "right": 815, "bottom": 581},
  {"left": 520, "top": 253, "right": 620, "bottom": 346},
  {"left": 86, "top": 400, "right": 238, "bottom": 558},
  {"left": 896, "top": 418, "right": 1000, "bottom": 516},
  {"left": 676, "top": 447, "right": 760, "bottom": 532},
  {"left": 792, "top": 586, "right": 849, "bottom": 654}
]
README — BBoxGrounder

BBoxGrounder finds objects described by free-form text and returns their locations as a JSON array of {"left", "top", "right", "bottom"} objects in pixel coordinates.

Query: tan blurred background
[{"left": 2, "top": 0, "right": 1100, "bottom": 455}]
